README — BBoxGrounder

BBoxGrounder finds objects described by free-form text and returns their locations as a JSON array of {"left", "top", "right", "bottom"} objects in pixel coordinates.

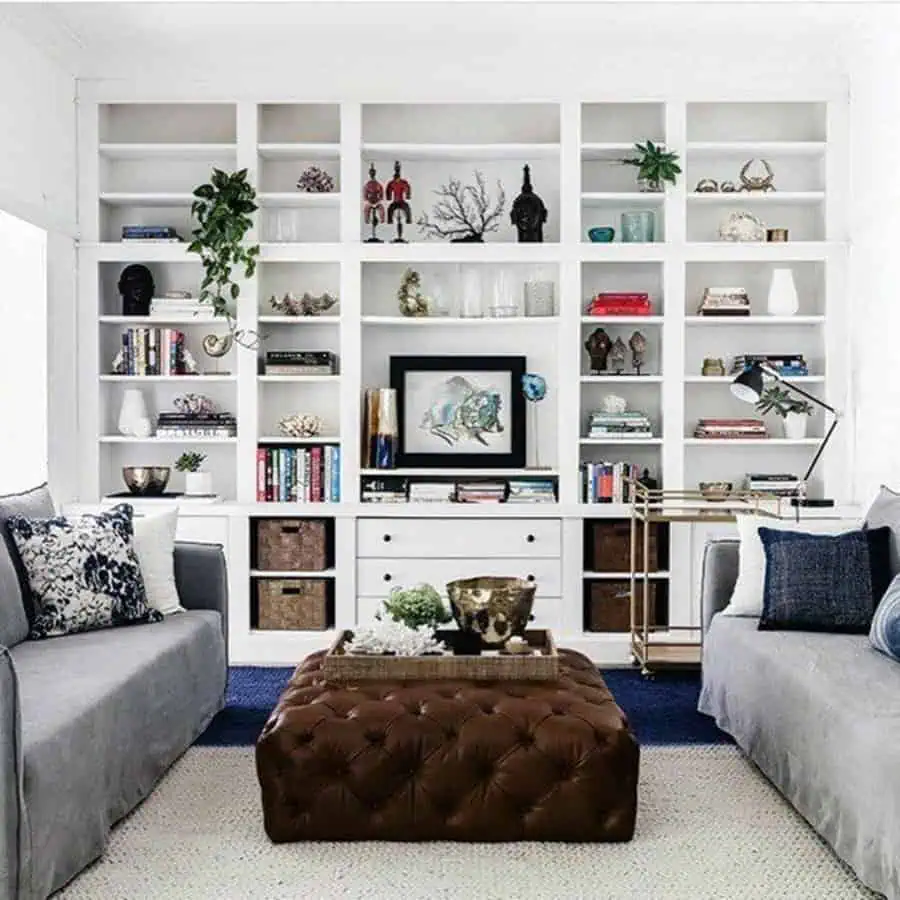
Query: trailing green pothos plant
[
  {"left": 618, "top": 140, "right": 682, "bottom": 191},
  {"left": 187, "top": 168, "right": 261, "bottom": 348}
]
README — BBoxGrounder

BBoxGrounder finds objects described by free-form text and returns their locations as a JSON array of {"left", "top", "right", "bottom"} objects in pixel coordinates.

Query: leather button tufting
[{"left": 365, "top": 731, "right": 385, "bottom": 745}]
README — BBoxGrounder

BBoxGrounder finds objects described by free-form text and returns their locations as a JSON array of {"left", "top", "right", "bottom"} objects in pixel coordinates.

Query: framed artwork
[{"left": 390, "top": 355, "right": 527, "bottom": 469}]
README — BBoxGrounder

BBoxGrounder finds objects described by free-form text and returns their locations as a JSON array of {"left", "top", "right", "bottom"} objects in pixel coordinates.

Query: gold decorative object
[
  {"left": 397, "top": 267, "right": 430, "bottom": 317},
  {"left": 766, "top": 228, "right": 789, "bottom": 242},
  {"left": 701, "top": 358, "right": 726, "bottom": 377},
  {"left": 699, "top": 481, "right": 734, "bottom": 502},
  {"left": 739, "top": 158, "right": 775, "bottom": 193},
  {"left": 446, "top": 576, "right": 536, "bottom": 648}
]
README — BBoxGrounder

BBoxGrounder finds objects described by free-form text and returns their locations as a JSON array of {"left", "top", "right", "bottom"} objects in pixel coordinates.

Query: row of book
[
  {"left": 255, "top": 446, "right": 341, "bottom": 503},
  {"left": 746, "top": 472, "right": 804, "bottom": 497},
  {"left": 732, "top": 354, "right": 809, "bottom": 377},
  {"left": 155, "top": 413, "right": 236, "bottom": 438},
  {"left": 694, "top": 418, "right": 768, "bottom": 439},
  {"left": 360, "top": 477, "right": 558, "bottom": 504},
  {"left": 263, "top": 351, "right": 338, "bottom": 376},
  {"left": 583, "top": 461, "right": 644, "bottom": 504},
  {"left": 587, "top": 410, "right": 653, "bottom": 439},
  {"left": 586, "top": 292, "right": 653, "bottom": 317},
  {"left": 122, "top": 225, "right": 183, "bottom": 243},
  {"left": 117, "top": 328, "right": 192, "bottom": 376}
]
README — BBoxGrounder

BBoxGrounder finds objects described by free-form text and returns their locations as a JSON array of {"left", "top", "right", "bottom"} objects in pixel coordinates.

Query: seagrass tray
[{"left": 322, "top": 629, "right": 559, "bottom": 682}]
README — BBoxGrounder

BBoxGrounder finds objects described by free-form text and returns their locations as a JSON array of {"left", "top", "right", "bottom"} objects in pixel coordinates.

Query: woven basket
[
  {"left": 257, "top": 579, "right": 329, "bottom": 631},
  {"left": 590, "top": 521, "right": 659, "bottom": 573},
  {"left": 588, "top": 581, "right": 658, "bottom": 632},
  {"left": 257, "top": 519, "right": 327, "bottom": 571}
]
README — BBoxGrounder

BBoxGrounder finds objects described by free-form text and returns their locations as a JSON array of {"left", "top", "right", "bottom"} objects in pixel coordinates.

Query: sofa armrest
[
  {"left": 701, "top": 539, "right": 740, "bottom": 633},
  {"left": 0, "top": 647, "right": 22, "bottom": 900},
  {"left": 174, "top": 542, "right": 228, "bottom": 637}
]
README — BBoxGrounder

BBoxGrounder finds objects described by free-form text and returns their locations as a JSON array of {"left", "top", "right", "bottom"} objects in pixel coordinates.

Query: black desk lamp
[{"left": 730, "top": 362, "right": 837, "bottom": 507}]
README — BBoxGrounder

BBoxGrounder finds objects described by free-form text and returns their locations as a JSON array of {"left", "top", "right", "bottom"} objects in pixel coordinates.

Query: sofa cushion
[
  {"left": 11, "top": 609, "right": 226, "bottom": 899},
  {"left": 0, "top": 484, "right": 54, "bottom": 647},
  {"left": 133, "top": 508, "right": 182, "bottom": 615},
  {"left": 865, "top": 484, "right": 900, "bottom": 577},
  {"left": 871, "top": 572, "right": 900, "bottom": 662},
  {"left": 7, "top": 503, "right": 162, "bottom": 639}
]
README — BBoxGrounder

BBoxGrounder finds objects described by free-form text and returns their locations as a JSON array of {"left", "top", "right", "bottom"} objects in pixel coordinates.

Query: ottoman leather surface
[{"left": 256, "top": 648, "right": 639, "bottom": 842}]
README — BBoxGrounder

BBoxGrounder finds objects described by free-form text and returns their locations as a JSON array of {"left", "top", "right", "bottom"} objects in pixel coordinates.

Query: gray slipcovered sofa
[
  {"left": 698, "top": 538, "right": 900, "bottom": 900},
  {"left": 0, "top": 538, "right": 227, "bottom": 900}
]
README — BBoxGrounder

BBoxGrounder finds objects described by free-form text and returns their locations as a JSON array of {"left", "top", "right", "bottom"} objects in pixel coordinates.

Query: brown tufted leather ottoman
[{"left": 256, "top": 648, "right": 639, "bottom": 842}]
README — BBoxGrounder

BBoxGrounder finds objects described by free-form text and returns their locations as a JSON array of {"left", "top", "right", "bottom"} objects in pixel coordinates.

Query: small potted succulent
[
  {"left": 175, "top": 451, "right": 212, "bottom": 496},
  {"left": 378, "top": 583, "right": 452, "bottom": 632},
  {"left": 618, "top": 141, "right": 682, "bottom": 192},
  {"left": 755, "top": 386, "right": 814, "bottom": 440}
]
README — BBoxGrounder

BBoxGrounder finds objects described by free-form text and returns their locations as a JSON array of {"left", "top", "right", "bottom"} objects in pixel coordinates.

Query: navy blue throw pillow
[{"left": 758, "top": 527, "right": 892, "bottom": 633}]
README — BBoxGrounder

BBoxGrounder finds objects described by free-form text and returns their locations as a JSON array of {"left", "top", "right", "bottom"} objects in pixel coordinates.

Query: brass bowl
[
  {"left": 122, "top": 466, "right": 171, "bottom": 496},
  {"left": 699, "top": 481, "right": 733, "bottom": 502},
  {"left": 445, "top": 576, "right": 536, "bottom": 648}
]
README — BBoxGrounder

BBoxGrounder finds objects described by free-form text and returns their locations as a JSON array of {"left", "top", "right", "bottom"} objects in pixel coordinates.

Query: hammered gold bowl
[{"left": 445, "top": 576, "right": 536, "bottom": 648}]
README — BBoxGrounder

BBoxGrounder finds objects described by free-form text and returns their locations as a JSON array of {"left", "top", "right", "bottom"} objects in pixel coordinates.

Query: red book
[
  {"left": 256, "top": 448, "right": 266, "bottom": 502},
  {"left": 590, "top": 304, "right": 653, "bottom": 316},
  {"left": 593, "top": 292, "right": 650, "bottom": 301},
  {"left": 311, "top": 447, "right": 322, "bottom": 502}
]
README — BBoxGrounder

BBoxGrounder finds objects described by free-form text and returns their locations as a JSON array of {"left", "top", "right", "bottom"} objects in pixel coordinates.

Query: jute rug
[{"left": 58, "top": 745, "right": 879, "bottom": 900}]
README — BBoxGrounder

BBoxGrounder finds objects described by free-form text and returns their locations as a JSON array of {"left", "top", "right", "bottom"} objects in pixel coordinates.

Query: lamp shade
[{"left": 731, "top": 363, "right": 765, "bottom": 404}]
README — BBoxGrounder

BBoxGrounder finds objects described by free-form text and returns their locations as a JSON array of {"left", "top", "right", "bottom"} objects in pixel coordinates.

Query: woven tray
[{"left": 322, "top": 629, "right": 559, "bottom": 682}]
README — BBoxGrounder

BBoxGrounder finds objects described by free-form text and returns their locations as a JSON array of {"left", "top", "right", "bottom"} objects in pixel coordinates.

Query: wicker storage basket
[
  {"left": 257, "top": 519, "right": 327, "bottom": 571},
  {"left": 257, "top": 579, "right": 329, "bottom": 631},
  {"left": 588, "top": 580, "right": 658, "bottom": 632},
  {"left": 590, "top": 521, "right": 659, "bottom": 573}
]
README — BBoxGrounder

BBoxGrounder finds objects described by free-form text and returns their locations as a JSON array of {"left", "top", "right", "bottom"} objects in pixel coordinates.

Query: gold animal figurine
[{"left": 739, "top": 159, "right": 776, "bottom": 193}]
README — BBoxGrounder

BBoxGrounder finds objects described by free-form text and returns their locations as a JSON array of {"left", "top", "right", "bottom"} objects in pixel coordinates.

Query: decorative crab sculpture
[{"left": 739, "top": 158, "right": 776, "bottom": 193}]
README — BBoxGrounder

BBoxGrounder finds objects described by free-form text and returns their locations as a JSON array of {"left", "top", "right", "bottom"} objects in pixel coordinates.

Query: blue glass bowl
[{"left": 588, "top": 227, "right": 615, "bottom": 243}]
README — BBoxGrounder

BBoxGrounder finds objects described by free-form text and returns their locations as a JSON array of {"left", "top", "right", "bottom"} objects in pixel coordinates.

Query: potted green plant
[
  {"left": 175, "top": 451, "right": 211, "bottom": 496},
  {"left": 187, "top": 168, "right": 261, "bottom": 348},
  {"left": 378, "top": 584, "right": 452, "bottom": 631},
  {"left": 618, "top": 141, "right": 682, "bottom": 192},
  {"left": 755, "top": 386, "right": 814, "bottom": 440}
]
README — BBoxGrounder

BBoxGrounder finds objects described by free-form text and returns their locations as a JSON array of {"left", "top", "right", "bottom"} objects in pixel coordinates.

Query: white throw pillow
[
  {"left": 721, "top": 513, "right": 862, "bottom": 617},
  {"left": 132, "top": 508, "right": 182, "bottom": 615}
]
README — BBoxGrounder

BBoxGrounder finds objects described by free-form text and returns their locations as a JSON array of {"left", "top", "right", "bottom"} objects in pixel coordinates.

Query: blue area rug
[{"left": 196, "top": 666, "right": 730, "bottom": 747}]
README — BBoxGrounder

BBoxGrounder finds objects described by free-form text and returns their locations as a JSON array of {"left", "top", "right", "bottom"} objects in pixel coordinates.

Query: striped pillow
[{"left": 870, "top": 573, "right": 900, "bottom": 662}]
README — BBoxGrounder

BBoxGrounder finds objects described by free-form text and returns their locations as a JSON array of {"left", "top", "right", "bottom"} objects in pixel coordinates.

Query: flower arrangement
[
  {"left": 378, "top": 583, "right": 452, "bottom": 630},
  {"left": 345, "top": 619, "right": 447, "bottom": 657}
]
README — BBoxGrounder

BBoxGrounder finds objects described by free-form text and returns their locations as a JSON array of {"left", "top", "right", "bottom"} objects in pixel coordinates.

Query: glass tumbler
[{"left": 621, "top": 210, "right": 656, "bottom": 243}]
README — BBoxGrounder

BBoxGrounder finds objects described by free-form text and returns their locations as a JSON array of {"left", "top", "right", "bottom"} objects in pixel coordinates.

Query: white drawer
[
  {"left": 357, "top": 557, "right": 561, "bottom": 597},
  {"left": 357, "top": 518, "right": 561, "bottom": 559},
  {"left": 355, "top": 596, "right": 561, "bottom": 629},
  {"left": 175, "top": 516, "right": 228, "bottom": 546}
]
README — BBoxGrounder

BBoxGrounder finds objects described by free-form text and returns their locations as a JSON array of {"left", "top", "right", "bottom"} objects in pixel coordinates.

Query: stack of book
[
  {"left": 697, "top": 287, "right": 751, "bottom": 316},
  {"left": 149, "top": 295, "right": 215, "bottom": 320},
  {"left": 256, "top": 446, "right": 341, "bottom": 503},
  {"left": 587, "top": 410, "right": 653, "bottom": 439},
  {"left": 582, "top": 461, "right": 641, "bottom": 504},
  {"left": 155, "top": 412, "right": 236, "bottom": 438},
  {"left": 731, "top": 354, "right": 809, "bottom": 377},
  {"left": 361, "top": 476, "right": 409, "bottom": 503},
  {"left": 121, "top": 225, "right": 183, "bottom": 243},
  {"left": 507, "top": 478, "right": 556, "bottom": 503},
  {"left": 746, "top": 473, "right": 805, "bottom": 498},
  {"left": 263, "top": 351, "right": 337, "bottom": 376},
  {"left": 409, "top": 482, "right": 455, "bottom": 503},
  {"left": 456, "top": 481, "right": 506, "bottom": 504},
  {"left": 694, "top": 418, "right": 768, "bottom": 439},
  {"left": 117, "top": 328, "right": 191, "bottom": 375},
  {"left": 586, "top": 292, "right": 652, "bottom": 316}
]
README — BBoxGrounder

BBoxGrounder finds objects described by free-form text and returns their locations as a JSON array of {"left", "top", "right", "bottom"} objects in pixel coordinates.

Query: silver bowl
[
  {"left": 122, "top": 466, "right": 171, "bottom": 496},
  {"left": 446, "top": 576, "right": 536, "bottom": 648},
  {"left": 699, "top": 481, "right": 733, "bottom": 502}
]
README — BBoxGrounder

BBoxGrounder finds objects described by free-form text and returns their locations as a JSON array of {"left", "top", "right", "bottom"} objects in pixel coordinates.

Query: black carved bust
[
  {"left": 510, "top": 164, "right": 547, "bottom": 243},
  {"left": 118, "top": 264, "right": 155, "bottom": 316}
]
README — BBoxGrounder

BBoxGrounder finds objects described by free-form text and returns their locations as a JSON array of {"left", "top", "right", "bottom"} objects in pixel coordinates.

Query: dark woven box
[
  {"left": 590, "top": 521, "right": 659, "bottom": 573},
  {"left": 588, "top": 580, "right": 658, "bottom": 632},
  {"left": 257, "top": 519, "right": 327, "bottom": 571},
  {"left": 257, "top": 579, "right": 329, "bottom": 631}
]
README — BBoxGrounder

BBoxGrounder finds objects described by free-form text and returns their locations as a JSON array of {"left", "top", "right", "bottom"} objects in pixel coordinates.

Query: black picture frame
[{"left": 390, "top": 355, "right": 527, "bottom": 469}]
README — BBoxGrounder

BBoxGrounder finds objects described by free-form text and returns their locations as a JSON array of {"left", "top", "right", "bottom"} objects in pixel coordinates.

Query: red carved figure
[
  {"left": 385, "top": 160, "right": 412, "bottom": 243},
  {"left": 363, "top": 163, "right": 386, "bottom": 243}
]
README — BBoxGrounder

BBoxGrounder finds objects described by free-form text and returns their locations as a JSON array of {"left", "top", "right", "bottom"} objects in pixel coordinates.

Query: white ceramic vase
[
  {"left": 118, "top": 388, "right": 149, "bottom": 436},
  {"left": 184, "top": 471, "right": 213, "bottom": 496},
  {"left": 767, "top": 268, "right": 799, "bottom": 317},
  {"left": 783, "top": 412, "right": 808, "bottom": 440}
]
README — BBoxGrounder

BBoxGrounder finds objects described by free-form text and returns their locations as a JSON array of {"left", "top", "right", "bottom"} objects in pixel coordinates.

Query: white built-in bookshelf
[{"left": 75, "top": 97, "right": 849, "bottom": 665}]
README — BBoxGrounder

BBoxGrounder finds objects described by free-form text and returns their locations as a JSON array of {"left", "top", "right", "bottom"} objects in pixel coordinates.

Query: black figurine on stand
[
  {"left": 510, "top": 164, "right": 547, "bottom": 243},
  {"left": 385, "top": 161, "right": 412, "bottom": 243},
  {"left": 118, "top": 264, "right": 154, "bottom": 316}
]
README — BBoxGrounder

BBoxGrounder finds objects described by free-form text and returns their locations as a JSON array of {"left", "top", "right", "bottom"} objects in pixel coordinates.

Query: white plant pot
[
  {"left": 184, "top": 471, "right": 213, "bottom": 496},
  {"left": 767, "top": 267, "right": 799, "bottom": 317},
  {"left": 783, "top": 413, "right": 808, "bottom": 441},
  {"left": 117, "top": 388, "right": 149, "bottom": 436}
]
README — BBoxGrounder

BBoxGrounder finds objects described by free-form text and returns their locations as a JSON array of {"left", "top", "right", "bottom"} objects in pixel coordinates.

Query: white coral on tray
[{"left": 345, "top": 619, "right": 447, "bottom": 657}]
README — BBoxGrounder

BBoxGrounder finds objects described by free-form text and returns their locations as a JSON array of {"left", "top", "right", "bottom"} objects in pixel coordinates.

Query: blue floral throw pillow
[
  {"left": 870, "top": 573, "right": 900, "bottom": 662},
  {"left": 6, "top": 504, "right": 162, "bottom": 639}
]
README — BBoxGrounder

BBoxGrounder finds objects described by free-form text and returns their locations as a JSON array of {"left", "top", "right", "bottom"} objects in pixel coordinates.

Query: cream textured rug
[{"left": 58, "top": 745, "right": 879, "bottom": 900}]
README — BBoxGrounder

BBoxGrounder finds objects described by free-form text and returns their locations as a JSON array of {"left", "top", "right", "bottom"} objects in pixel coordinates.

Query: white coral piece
[
  {"left": 345, "top": 619, "right": 447, "bottom": 657},
  {"left": 278, "top": 414, "right": 323, "bottom": 438}
]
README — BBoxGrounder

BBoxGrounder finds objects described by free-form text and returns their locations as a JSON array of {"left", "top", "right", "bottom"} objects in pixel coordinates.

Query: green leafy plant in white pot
[
  {"left": 755, "top": 386, "right": 814, "bottom": 440},
  {"left": 175, "top": 451, "right": 212, "bottom": 496},
  {"left": 617, "top": 141, "right": 682, "bottom": 192}
]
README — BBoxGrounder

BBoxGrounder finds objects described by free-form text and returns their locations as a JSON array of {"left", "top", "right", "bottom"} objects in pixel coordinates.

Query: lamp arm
[
  {"left": 758, "top": 363, "right": 836, "bottom": 414},
  {"left": 802, "top": 415, "right": 840, "bottom": 483}
]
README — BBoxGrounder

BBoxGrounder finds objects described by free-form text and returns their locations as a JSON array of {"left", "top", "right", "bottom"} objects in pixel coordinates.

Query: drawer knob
[
  {"left": 383, "top": 534, "right": 392, "bottom": 543},
  {"left": 526, "top": 574, "right": 535, "bottom": 583},
  {"left": 526, "top": 534, "right": 535, "bottom": 543},
  {"left": 383, "top": 573, "right": 392, "bottom": 582}
]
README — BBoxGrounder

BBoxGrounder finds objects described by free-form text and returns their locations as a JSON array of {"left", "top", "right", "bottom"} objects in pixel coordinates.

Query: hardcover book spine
[
  {"left": 256, "top": 448, "right": 266, "bottom": 502},
  {"left": 332, "top": 447, "right": 341, "bottom": 502}
]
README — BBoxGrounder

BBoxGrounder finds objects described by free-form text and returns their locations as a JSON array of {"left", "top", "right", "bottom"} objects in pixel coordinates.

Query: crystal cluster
[
  {"left": 345, "top": 620, "right": 447, "bottom": 657},
  {"left": 296, "top": 166, "right": 336, "bottom": 193}
]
